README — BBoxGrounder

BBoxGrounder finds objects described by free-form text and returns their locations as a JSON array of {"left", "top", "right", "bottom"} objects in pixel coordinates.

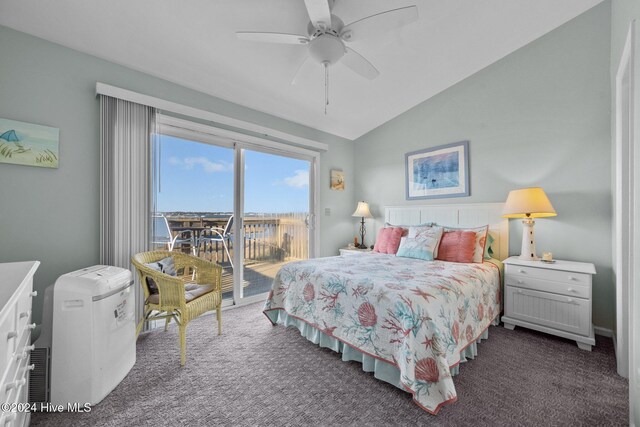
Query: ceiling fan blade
[
  {"left": 236, "top": 32, "right": 309, "bottom": 45},
  {"left": 304, "top": 0, "right": 332, "bottom": 30},
  {"left": 342, "top": 47, "right": 380, "bottom": 80},
  {"left": 341, "top": 6, "right": 418, "bottom": 42},
  {"left": 291, "top": 55, "right": 314, "bottom": 85}
]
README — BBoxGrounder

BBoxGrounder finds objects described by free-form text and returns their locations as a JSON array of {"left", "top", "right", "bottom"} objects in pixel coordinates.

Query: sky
[{"left": 155, "top": 135, "right": 310, "bottom": 214}]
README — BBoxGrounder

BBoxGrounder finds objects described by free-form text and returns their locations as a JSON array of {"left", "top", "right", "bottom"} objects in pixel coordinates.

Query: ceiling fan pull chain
[{"left": 324, "top": 61, "right": 329, "bottom": 115}]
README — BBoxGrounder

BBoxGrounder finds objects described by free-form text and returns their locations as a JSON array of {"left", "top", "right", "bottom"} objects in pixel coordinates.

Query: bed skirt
[{"left": 265, "top": 309, "right": 492, "bottom": 392}]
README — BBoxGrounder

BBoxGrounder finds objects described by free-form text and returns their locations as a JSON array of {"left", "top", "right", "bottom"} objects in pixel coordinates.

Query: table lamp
[
  {"left": 352, "top": 201, "right": 373, "bottom": 249},
  {"left": 502, "top": 187, "right": 557, "bottom": 261}
]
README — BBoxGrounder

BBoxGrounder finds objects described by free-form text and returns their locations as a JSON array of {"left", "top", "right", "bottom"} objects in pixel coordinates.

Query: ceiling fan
[{"left": 236, "top": 0, "right": 418, "bottom": 111}]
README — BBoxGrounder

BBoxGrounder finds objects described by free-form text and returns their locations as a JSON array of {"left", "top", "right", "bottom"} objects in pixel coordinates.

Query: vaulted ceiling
[{"left": 0, "top": 0, "right": 603, "bottom": 140}]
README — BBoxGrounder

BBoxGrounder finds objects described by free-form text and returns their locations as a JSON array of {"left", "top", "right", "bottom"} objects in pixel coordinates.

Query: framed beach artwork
[
  {"left": 405, "top": 140, "right": 469, "bottom": 200},
  {"left": 330, "top": 169, "right": 345, "bottom": 190},
  {"left": 0, "top": 117, "right": 59, "bottom": 169}
]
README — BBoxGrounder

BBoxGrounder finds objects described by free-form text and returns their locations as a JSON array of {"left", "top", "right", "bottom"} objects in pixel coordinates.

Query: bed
[{"left": 263, "top": 203, "right": 507, "bottom": 414}]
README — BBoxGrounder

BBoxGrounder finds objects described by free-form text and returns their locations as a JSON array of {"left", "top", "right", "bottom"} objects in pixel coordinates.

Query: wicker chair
[{"left": 131, "top": 251, "right": 222, "bottom": 366}]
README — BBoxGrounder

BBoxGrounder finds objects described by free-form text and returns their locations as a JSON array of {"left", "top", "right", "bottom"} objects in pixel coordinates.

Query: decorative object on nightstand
[
  {"left": 502, "top": 187, "right": 556, "bottom": 261},
  {"left": 501, "top": 256, "right": 596, "bottom": 351},
  {"left": 352, "top": 201, "right": 373, "bottom": 249}
]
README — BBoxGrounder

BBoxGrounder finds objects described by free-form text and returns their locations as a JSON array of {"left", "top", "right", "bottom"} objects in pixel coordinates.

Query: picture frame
[
  {"left": 405, "top": 140, "right": 469, "bottom": 200},
  {"left": 330, "top": 169, "right": 345, "bottom": 191},
  {"left": 0, "top": 117, "right": 59, "bottom": 169}
]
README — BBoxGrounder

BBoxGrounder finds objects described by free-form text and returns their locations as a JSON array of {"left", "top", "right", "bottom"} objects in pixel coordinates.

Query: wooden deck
[{"left": 220, "top": 260, "right": 287, "bottom": 299}]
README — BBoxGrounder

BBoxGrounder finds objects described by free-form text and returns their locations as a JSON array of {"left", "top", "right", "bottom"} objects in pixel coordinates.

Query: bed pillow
[
  {"left": 410, "top": 225, "right": 444, "bottom": 258},
  {"left": 396, "top": 227, "right": 443, "bottom": 261},
  {"left": 436, "top": 230, "right": 476, "bottom": 263},
  {"left": 384, "top": 222, "right": 431, "bottom": 238},
  {"left": 441, "top": 225, "right": 489, "bottom": 263},
  {"left": 373, "top": 227, "right": 404, "bottom": 254},
  {"left": 484, "top": 233, "right": 495, "bottom": 260}
]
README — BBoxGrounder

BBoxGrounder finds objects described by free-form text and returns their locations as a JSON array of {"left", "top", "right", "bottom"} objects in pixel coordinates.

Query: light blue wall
[
  {"left": 353, "top": 3, "right": 614, "bottom": 328},
  {"left": 0, "top": 25, "right": 354, "bottom": 323}
]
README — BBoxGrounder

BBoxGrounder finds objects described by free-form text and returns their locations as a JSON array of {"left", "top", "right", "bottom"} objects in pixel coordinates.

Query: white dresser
[
  {"left": 501, "top": 257, "right": 596, "bottom": 351},
  {"left": 0, "top": 261, "right": 39, "bottom": 426}
]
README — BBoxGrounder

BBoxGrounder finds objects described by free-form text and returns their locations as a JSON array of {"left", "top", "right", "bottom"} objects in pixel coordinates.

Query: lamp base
[{"left": 518, "top": 218, "right": 538, "bottom": 261}]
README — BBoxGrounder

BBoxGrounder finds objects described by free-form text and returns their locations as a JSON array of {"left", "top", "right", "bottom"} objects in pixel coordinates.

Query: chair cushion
[
  {"left": 146, "top": 283, "right": 215, "bottom": 304},
  {"left": 144, "top": 256, "right": 177, "bottom": 294}
]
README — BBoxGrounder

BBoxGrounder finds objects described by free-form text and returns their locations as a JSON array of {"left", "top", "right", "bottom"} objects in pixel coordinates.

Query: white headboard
[{"left": 384, "top": 203, "right": 509, "bottom": 260}]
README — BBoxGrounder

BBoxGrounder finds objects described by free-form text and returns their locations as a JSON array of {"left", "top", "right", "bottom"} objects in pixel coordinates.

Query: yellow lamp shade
[
  {"left": 502, "top": 187, "right": 557, "bottom": 218},
  {"left": 352, "top": 201, "right": 373, "bottom": 218}
]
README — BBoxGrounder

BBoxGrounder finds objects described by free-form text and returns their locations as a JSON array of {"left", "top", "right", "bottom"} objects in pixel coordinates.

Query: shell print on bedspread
[
  {"left": 465, "top": 325, "right": 474, "bottom": 342},
  {"left": 451, "top": 321, "right": 460, "bottom": 345},
  {"left": 303, "top": 283, "right": 315, "bottom": 302},
  {"left": 477, "top": 303, "right": 484, "bottom": 321},
  {"left": 357, "top": 302, "right": 377, "bottom": 327},
  {"left": 415, "top": 357, "right": 439, "bottom": 383}
]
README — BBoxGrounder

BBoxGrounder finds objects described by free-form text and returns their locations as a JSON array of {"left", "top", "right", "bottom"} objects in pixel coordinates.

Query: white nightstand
[
  {"left": 501, "top": 256, "right": 596, "bottom": 351},
  {"left": 339, "top": 247, "right": 373, "bottom": 256}
]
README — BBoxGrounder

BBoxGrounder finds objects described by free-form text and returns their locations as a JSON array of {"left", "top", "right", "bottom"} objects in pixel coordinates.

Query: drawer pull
[
  {"left": 568, "top": 276, "right": 577, "bottom": 281},
  {"left": 517, "top": 289, "right": 523, "bottom": 294},
  {"left": 567, "top": 298, "right": 574, "bottom": 303},
  {"left": 27, "top": 364, "right": 35, "bottom": 371},
  {"left": 19, "top": 310, "right": 30, "bottom": 319},
  {"left": 518, "top": 269, "right": 526, "bottom": 274},
  {"left": 7, "top": 331, "right": 17, "bottom": 339},
  {"left": 25, "top": 344, "right": 35, "bottom": 352},
  {"left": 517, "top": 279, "right": 524, "bottom": 284},
  {"left": 567, "top": 287, "right": 575, "bottom": 292},
  {"left": 30, "top": 290, "right": 38, "bottom": 297},
  {"left": 27, "top": 323, "right": 36, "bottom": 330}
]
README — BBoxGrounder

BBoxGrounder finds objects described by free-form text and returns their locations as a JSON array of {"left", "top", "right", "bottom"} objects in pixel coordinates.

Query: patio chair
[
  {"left": 198, "top": 215, "right": 234, "bottom": 268},
  {"left": 131, "top": 250, "right": 222, "bottom": 366},
  {"left": 152, "top": 214, "right": 195, "bottom": 254}
]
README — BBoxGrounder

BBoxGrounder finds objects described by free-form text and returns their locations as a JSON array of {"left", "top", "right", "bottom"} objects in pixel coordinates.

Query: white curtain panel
[{"left": 99, "top": 95, "right": 155, "bottom": 324}]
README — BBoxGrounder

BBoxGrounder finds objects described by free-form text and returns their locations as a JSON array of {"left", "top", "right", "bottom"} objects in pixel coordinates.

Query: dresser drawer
[
  {"left": 505, "top": 286, "right": 591, "bottom": 336},
  {"left": 506, "top": 264, "right": 591, "bottom": 286},
  {"left": 505, "top": 275, "right": 590, "bottom": 299},
  {"left": 14, "top": 283, "right": 34, "bottom": 337},
  {"left": 0, "top": 304, "right": 17, "bottom": 380}
]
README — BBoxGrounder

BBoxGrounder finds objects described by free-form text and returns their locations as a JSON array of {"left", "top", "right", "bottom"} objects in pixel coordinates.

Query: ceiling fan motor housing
[{"left": 308, "top": 34, "right": 345, "bottom": 65}]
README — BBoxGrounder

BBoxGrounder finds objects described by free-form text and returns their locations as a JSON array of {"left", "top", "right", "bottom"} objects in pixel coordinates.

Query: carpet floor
[{"left": 31, "top": 303, "right": 628, "bottom": 426}]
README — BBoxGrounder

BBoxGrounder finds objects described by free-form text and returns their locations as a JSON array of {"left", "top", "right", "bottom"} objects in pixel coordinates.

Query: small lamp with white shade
[
  {"left": 502, "top": 187, "right": 557, "bottom": 261},
  {"left": 352, "top": 201, "right": 373, "bottom": 249}
]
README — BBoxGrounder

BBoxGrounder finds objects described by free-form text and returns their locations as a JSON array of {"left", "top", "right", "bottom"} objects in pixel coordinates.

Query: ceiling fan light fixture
[{"left": 308, "top": 34, "right": 345, "bottom": 65}]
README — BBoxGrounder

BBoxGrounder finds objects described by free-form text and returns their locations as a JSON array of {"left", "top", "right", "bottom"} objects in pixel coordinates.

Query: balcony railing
[{"left": 162, "top": 213, "right": 309, "bottom": 264}]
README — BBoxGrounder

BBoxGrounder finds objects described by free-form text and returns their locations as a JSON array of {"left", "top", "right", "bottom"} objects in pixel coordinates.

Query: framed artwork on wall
[
  {"left": 330, "top": 169, "right": 345, "bottom": 190},
  {"left": 405, "top": 140, "right": 469, "bottom": 200},
  {"left": 0, "top": 117, "right": 59, "bottom": 169}
]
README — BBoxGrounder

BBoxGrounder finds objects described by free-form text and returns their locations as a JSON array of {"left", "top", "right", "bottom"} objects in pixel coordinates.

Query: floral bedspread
[{"left": 263, "top": 253, "right": 501, "bottom": 414}]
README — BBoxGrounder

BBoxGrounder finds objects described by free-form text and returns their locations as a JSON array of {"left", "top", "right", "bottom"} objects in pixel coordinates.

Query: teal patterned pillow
[{"left": 396, "top": 227, "right": 443, "bottom": 261}]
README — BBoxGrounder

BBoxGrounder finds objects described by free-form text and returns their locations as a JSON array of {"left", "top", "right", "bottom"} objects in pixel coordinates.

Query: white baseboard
[{"left": 594, "top": 326, "right": 614, "bottom": 337}]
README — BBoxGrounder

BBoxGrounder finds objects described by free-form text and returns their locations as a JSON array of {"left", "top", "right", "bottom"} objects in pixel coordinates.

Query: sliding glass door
[
  {"left": 238, "top": 149, "right": 312, "bottom": 302},
  {"left": 152, "top": 117, "right": 317, "bottom": 306}
]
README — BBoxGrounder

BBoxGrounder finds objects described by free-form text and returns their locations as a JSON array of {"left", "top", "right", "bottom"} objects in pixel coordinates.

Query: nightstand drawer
[
  {"left": 506, "top": 264, "right": 591, "bottom": 286},
  {"left": 505, "top": 275, "right": 590, "bottom": 299},
  {"left": 505, "top": 286, "right": 590, "bottom": 336}
]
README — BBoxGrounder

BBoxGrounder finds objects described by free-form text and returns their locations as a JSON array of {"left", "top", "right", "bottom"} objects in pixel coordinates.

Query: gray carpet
[{"left": 31, "top": 303, "right": 628, "bottom": 426}]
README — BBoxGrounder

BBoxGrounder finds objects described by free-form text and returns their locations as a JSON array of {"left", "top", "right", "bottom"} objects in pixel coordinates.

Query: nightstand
[
  {"left": 501, "top": 256, "right": 596, "bottom": 351},
  {"left": 339, "top": 247, "right": 373, "bottom": 256}
]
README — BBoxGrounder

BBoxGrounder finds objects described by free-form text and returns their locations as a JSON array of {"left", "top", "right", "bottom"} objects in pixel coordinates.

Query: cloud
[
  {"left": 169, "top": 156, "right": 232, "bottom": 173},
  {"left": 281, "top": 170, "right": 309, "bottom": 188}
]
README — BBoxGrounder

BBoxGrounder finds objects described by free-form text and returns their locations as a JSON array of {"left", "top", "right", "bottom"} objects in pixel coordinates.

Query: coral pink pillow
[
  {"left": 436, "top": 230, "right": 476, "bottom": 263},
  {"left": 373, "top": 227, "right": 404, "bottom": 254}
]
